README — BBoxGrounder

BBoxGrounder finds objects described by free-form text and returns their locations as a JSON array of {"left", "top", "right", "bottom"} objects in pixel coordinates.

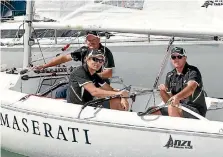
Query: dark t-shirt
[
  {"left": 165, "top": 63, "right": 207, "bottom": 116},
  {"left": 70, "top": 43, "right": 115, "bottom": 72},
  {"left": 66, "top": 64, "right": 106, "bottom": 105}
]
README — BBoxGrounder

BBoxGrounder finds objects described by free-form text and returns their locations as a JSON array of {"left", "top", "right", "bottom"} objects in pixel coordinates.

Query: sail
[
  {"left": 34, "top": 0, "right": 94, "bottom": 21},
  {"left": 32, "top": 0, "right": 223, "bottom": 40},
  {"left": 34, "top": 0, "right": 223, "bottom": 35},
  {"left": 67, "top": 0, "right": 222, "bottom": 28},
  {"left": 142, "top": 0, "right": 223, "bottom": 29}
]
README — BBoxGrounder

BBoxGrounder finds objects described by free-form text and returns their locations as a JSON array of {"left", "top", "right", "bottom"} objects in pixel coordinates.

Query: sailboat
[{"left": 1, "top": 0, "right": 223, "bottom": 157}]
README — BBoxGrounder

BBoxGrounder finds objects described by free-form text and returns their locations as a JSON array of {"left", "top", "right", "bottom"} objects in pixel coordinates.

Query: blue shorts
[
  {"left": 55, "top": 84, "right": 68, "bottom": 99},
  {"left": 102, "top": 100, "right": 110, "bottom": 109}
]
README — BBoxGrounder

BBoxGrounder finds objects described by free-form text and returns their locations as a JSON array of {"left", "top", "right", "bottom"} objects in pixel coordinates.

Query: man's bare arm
[
  {"left": 100, "top": 83, "right": 114, "bottom": 91},
  {"left": 40, "top": 54, "right": 72, "bottom": 69},
  {"left": 160, "top": 91, "right": 172, "bottom": 103},
  {"left": 175, "top": 80, "right": 198, "bottom": 100},
  {"left": 83, "top": 83, "right": 120, "bottom": 98}
]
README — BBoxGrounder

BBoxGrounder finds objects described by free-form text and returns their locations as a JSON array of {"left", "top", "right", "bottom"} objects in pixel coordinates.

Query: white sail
[
  {"left": 34, "top": 0, "right": 223, "bottom": 34},
  {"left": 142, "top": 0, "right": 223, "bottom": 27},
  {"left": 32, "top": 0, "right": 223, "bottom": 39},
  {"left": 34, "top": 0, "right": 94, "bottom": 21}
]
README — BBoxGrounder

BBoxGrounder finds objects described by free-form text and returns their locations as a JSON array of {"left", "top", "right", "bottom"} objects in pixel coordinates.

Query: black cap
[
  {"left": 87, "top": 49, "right": 104, "bottom": 58},
  {"left": 86, "top": 31, "right": 100, "bottom": 38},
  {"left": 171, "top": 47, "right": 187, "bottom": 56}
]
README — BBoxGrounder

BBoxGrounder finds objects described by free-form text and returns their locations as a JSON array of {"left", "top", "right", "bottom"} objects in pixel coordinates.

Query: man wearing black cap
[
  {"left": 66, "top": 49, "right": 129, "bottom": 110},
  {"left": 70, "top": 31, "right": 115, "bottom": 79},
  {"left": 158, "top": 47, "right": 207, "bottom": 118},
  {"left": 36, "top": 31, "right": 115, "bottom": 99}
]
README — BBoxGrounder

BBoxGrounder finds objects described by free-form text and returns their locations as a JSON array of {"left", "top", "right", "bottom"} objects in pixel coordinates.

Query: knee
[
  {"left": 109, "top": 98, "right": 119, "bottom": 110},
  {"left": 168, "top": 105, "right": 174, "bottom": 110},
  {"left": 109, "top": 98, "right": 124, "bottom": 110},
  {"left": 168, "top": 105, "right": 182, "bottom": 117},
  {"left": 168, "top": 105, "right": 175, "bottom": 114}
]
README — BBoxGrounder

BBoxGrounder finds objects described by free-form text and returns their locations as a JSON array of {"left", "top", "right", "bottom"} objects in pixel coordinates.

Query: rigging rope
[
  {"left": 153, "top": 37, "right": 175, "bottom": 89},
  {"left": 32, "top": 27, "right": 46, "bottom": 64},
  {"left": 30, "top": 29, "right": 83, "bottom": 64},
  {"left": 143, "top": 37, "right": 175, "bottom": 111}
]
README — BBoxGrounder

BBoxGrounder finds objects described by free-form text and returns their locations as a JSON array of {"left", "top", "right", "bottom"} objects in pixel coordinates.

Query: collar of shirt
[{"left": 173, "top": 62, "right": 190, "bottom": 75}]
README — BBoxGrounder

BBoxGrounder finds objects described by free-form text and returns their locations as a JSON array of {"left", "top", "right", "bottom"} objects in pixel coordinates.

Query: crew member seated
[{"left": 66, "top": 49, "right": 129, "bottom": 111}]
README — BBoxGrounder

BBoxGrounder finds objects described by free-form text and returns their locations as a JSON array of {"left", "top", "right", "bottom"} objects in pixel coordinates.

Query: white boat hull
[
  {"left": 1, "top": 86, "right": 223, "bottom": 157},
  {"left": 2, "top": 105, "right": 223, "bottom": 157}
]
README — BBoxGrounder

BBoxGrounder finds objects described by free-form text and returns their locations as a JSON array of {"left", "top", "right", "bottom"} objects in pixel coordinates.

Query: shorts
[
  {"left": 102, "top": 100, "right": 110, "bottom": 109},
  {"left": 160, "top": 104, "right": 200, "bottom": 119},
  {"left": 55, "top": 84, "right": 68, "bottom": 99}
]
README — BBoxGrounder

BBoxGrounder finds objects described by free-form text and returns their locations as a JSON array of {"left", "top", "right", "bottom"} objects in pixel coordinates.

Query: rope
[
  {"left": 32, "top": 27, "right": 46, "bottom": 64},
  {"left": 153, "top": 37, "right": 175, "bottom": 89},
  {"left": 30, "top": 30, "right": 83, "bottom": 64},
  {"left": 143, "top": 37, "right": 175, "bottom": 112}
]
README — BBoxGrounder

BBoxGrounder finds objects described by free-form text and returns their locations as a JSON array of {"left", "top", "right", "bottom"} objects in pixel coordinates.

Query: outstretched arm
[
  {"left": 170, "top": 81, "right": 198, "bottom": 106},
  {"left": 174, "top": 81, "right": 198, "bottom": 101},
  {"left": 37, "top": 54, "right": 72, "bottom": 69},
  {"left": 84, "top": 82, "right": 129, "bottom": 110},
  {"left": 83, "top": 83, "right": 127, "bottom": 98},
  {"left": 36, "top": 46, "right": 86, "bottom": 69}
]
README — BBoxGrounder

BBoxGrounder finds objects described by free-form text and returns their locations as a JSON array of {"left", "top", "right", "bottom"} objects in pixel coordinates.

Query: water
[
  {"left": 111, "top": 43, "right": 223, "bottom": 98},
  {"left": 1, "top": 150, "right": 26, "bottom": 157},
  {"left": 1, "top": 43, "right": 223, "bottom": 98},
  {"left": 1, "top": 43, "right": 223, "bottom": 156}
]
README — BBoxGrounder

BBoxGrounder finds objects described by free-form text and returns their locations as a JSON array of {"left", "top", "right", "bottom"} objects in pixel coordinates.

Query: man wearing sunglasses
[
  {"left": 71, "top": 31, "right": 115, "bottom": 80},
  {"left": 158, "top": 47, "right": 207, "bottom": 118},
  {"left": 35, "top": 31, "right": 115, "bottom": 99},
  {"left": 66, "top": 49, "right": 129, "bottom": 110}
]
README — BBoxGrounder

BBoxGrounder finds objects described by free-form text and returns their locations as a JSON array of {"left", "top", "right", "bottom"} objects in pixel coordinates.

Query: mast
[{"left": 23, "top": 0, "right": 34, "bottom": 68}]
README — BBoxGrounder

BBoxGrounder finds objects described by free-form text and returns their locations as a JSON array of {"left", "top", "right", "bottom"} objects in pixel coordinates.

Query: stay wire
[
  {"left": 31, "top": 30, "right": 82, "bottom": 64},
  {"left": 32, "top": 27, "right": 46, "bottom": 64},
  {"left": 143, "top": 37, "right": 175, "bottom": 112}
]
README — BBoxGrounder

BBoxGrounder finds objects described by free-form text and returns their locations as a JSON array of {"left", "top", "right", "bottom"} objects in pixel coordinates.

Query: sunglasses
[
  {"left": 171, "top": 55, "right": 183, "bottom": 60},
  {"left": 91, "top": 57, "right": 105, "bottom": 63}
]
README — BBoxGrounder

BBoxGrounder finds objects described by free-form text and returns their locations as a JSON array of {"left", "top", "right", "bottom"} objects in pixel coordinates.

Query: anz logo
[
  {"left": 164, "top": 135, "right": 193, "bottom": 149},
  {"left": 201, "top": 0, "right": 223, "bottom": 8}
]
